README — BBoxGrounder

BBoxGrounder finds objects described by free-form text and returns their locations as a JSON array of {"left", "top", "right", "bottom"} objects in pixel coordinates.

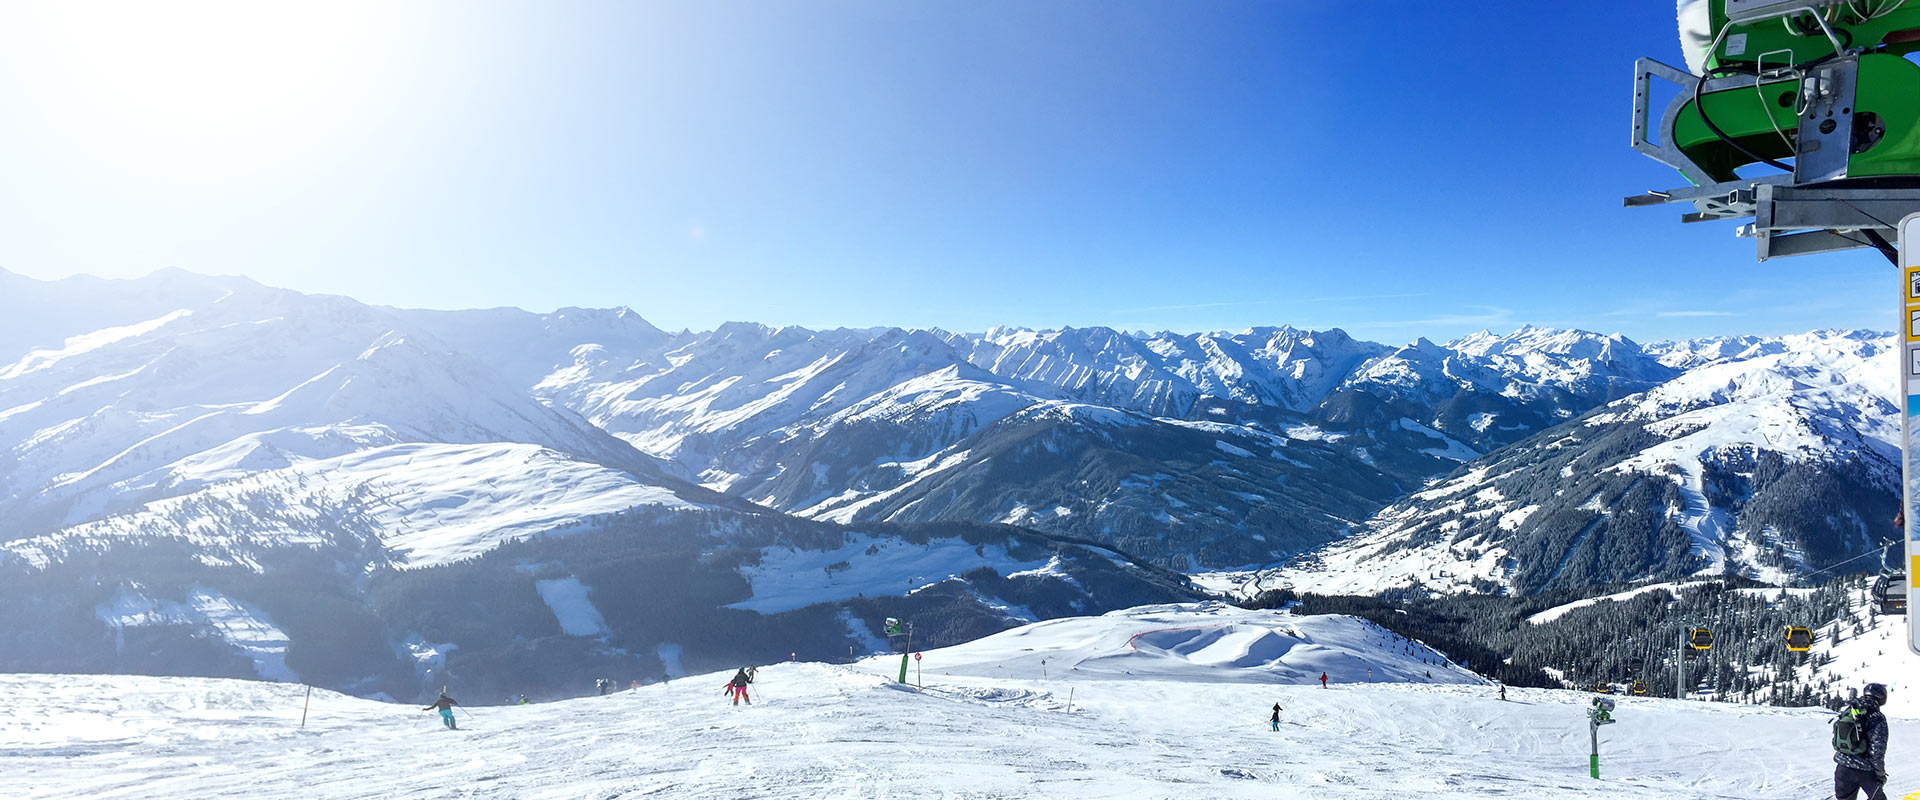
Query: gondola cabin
[
  {"left": 1784, "top": 626, "right": 1814, "bottom": 652},
  {"left": 1872, "top": 572, "right": 1908, "bottom": 616},
  {"left": 1688, "top": 627, "right": 1714, "bottom": 650}
]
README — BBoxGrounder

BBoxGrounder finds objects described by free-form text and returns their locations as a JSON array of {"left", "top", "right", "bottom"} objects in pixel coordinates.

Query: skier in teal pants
[{"left": 425, "top": 692, "right": 459, "bottom": 730}]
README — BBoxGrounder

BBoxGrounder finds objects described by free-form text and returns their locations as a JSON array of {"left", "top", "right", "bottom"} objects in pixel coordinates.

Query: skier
[
  {"left": 1833, "top": 682, "right": 1891, "bottom": 800},
  {"left": 424, "top": 692, "right": 459, "bottom": 730},
  {"left": 1269, "top": 702, "right": 1282, "bottom": 732},
  {"left": 1499, "top": 684, "right": 1507, "bottom": 702},
  {"left": 725, "top": 666, "right": 754, "bottom": 705},
  {"left": 596, "top": 678, "right": 610, "bottom": 696},
  {"left": 1319, "top": 672, "right": 1328, "bottom": 689}
]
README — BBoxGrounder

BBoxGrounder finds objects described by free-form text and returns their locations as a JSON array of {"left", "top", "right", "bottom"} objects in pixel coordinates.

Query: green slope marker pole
[
  {"left": 300, "top": 685, "right": 312, "bottom": 730},
  {"left": 898, "top": 653, "right": 909, "bottom": 684}
]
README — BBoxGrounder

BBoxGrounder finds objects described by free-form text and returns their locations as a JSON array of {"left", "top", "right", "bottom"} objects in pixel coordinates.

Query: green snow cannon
[
  {"left": 1629, "top": 0, "right": 1920, "bottom": 261},
  {"left": 1637, "top": 0, "right": 1920, "bottom": 185}
]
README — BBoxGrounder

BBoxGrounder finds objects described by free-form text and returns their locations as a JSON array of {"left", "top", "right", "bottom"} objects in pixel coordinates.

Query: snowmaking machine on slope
[{"left": 1628, "top": 0, "right": 1920, "bottom": 261}]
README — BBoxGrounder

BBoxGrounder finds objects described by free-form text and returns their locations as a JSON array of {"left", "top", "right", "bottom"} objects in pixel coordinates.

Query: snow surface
[
  {"left": 0, "top": 285, "right": 654, "bottom": 534},
  {"left": 1525, "top": 581, "right": 1716, "bottom": 625},
  {"left": 901, "top": 602, "right": 1483, "bottom": 685},
  {"left": 3, "top": 442, "right": 708, "bottom": 571},
  {"left": 95, "top": 584, "right": 297, "bottom": 682},
  {"left": 532, "top": 578, "right": 611, "bottom": 637},
  {"left": 1791, "top": 588, "right": 1919, "bottom": 719},
  {"left": 8, "top": 602, "right": 1916, "bottom": 799},
  {"left": 727, "top": 534, "right": 1051, "bottom": 613}
]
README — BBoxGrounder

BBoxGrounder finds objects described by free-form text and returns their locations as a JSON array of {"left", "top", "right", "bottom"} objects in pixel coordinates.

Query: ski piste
[{"left": 9, "top": 604, "right": 1916, "bottom": 798}]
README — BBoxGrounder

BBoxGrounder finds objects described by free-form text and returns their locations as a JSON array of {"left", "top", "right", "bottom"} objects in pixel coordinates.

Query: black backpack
[{"left": 1833, "top": 705, "right": 1872, "bottom": 756}]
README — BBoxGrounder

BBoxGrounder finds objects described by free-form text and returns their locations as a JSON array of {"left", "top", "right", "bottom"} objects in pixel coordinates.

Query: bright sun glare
[{"left": 32, "top": 1, "right": 374, "bottom": 142}]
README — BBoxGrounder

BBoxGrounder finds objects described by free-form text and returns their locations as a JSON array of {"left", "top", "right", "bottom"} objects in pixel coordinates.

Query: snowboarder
[
  {"left": 424, "top": 692, "right": 459, "bottom": 730},
  {"left": 1319, "top": 672, "right": 1328, "bottom": 689},
  {"left": 1269, "top": 702, "right": 1282, "bottom": 732},
  {"left": 1499, "top": 684, "right": 1507, "bottom": 702},
  {"left": 1833, "top": 682, "right": 1891, "bottom": 800},
  {"left": 725, "top": 667, "right": 754, "bottom": 705}
]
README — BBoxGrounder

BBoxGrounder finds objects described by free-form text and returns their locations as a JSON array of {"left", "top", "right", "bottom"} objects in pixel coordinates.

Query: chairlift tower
[{"left": 1628, "top": 0, "right": 1920, "bottom": 656}]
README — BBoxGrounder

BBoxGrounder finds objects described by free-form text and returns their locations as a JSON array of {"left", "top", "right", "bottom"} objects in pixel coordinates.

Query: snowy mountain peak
[{"left": 1449, "top": 325, "right": 1640, "bottom": 361}]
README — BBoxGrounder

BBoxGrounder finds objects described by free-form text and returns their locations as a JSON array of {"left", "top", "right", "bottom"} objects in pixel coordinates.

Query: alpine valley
[{"left": 0, "top": 268, "right": 1902, "bottom": 702}]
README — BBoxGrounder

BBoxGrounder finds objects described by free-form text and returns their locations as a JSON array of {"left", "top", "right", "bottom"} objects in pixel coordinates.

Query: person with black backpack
[
  {"left": 1833, "top": 682, "right": 1891, "bottom": 800},
  {"left": 724, "top": 667, "right": 754, "bottom": 705}
]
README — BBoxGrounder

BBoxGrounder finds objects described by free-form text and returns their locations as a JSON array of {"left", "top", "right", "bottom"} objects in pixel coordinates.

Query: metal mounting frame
[
  {"left": 1631, "top": 58, "right": 1716, "bottom": 187},
  {"left": 1629, "top": 181, "right": 1920, "bottom": 260},
  {"left": 1627, "top": 55, "right": 1920, "bottom": 261}
]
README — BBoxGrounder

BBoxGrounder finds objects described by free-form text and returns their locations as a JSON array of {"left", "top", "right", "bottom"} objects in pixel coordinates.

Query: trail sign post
[{"left": 1902, "top": 214, "right": 1920, "bottom": 657}]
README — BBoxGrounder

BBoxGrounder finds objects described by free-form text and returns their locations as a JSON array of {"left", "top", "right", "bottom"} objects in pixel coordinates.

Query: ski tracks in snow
[{"left": 7, "top": 668, "right": 1917, "bottom": 799}]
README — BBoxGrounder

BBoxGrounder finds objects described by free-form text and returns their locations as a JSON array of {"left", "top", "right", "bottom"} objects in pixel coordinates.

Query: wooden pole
[{"left": 300, "top": 685, "right": 312, "bottom": 730}]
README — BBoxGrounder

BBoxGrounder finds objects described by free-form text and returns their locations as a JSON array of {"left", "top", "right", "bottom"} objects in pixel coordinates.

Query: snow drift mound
[{"left": 903, "top": 602, "right": 1485, "bottom": 685}]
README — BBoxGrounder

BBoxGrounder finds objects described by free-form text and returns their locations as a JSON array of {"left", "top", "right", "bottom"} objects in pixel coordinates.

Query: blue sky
[{"left": 0, "top": 1, "right": 1896, "bottom": 344}]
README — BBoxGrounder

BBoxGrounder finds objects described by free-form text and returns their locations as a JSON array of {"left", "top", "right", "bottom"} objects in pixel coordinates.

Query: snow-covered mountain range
[
  {"left": 0, "top": 267, "right": 1902, "bottom": 699},
  {"left": 1283, "top": 331, "right": 1899, "bottom": 595},
  {"left": 4, "top": 268, "right": 1727, "bottom": 571}
]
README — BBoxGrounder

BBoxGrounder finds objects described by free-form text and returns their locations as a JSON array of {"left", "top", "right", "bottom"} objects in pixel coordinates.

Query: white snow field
[{"left": 10, "top": 603, "right": 1915, "bottom": 799}]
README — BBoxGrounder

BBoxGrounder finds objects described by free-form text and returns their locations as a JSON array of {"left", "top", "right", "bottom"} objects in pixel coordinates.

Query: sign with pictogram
[{"left": 1899, "top": 214, "right": 1920, "bottom": 657}]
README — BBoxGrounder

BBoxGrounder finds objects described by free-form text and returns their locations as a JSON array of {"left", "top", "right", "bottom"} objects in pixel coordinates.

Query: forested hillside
[{"left": 1249, "top": 574, "right": 1902, "bottom": 709}]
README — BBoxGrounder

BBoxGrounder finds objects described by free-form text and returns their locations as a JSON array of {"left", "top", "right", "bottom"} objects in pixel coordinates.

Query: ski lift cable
[{"left": 1793, "top": 540, "right": 1897, "bottom": 583}]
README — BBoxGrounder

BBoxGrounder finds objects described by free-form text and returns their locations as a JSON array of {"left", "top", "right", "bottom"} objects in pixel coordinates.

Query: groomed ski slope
[{"left": 8, "top": 604, "right": 1915, "bottom": 799}]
